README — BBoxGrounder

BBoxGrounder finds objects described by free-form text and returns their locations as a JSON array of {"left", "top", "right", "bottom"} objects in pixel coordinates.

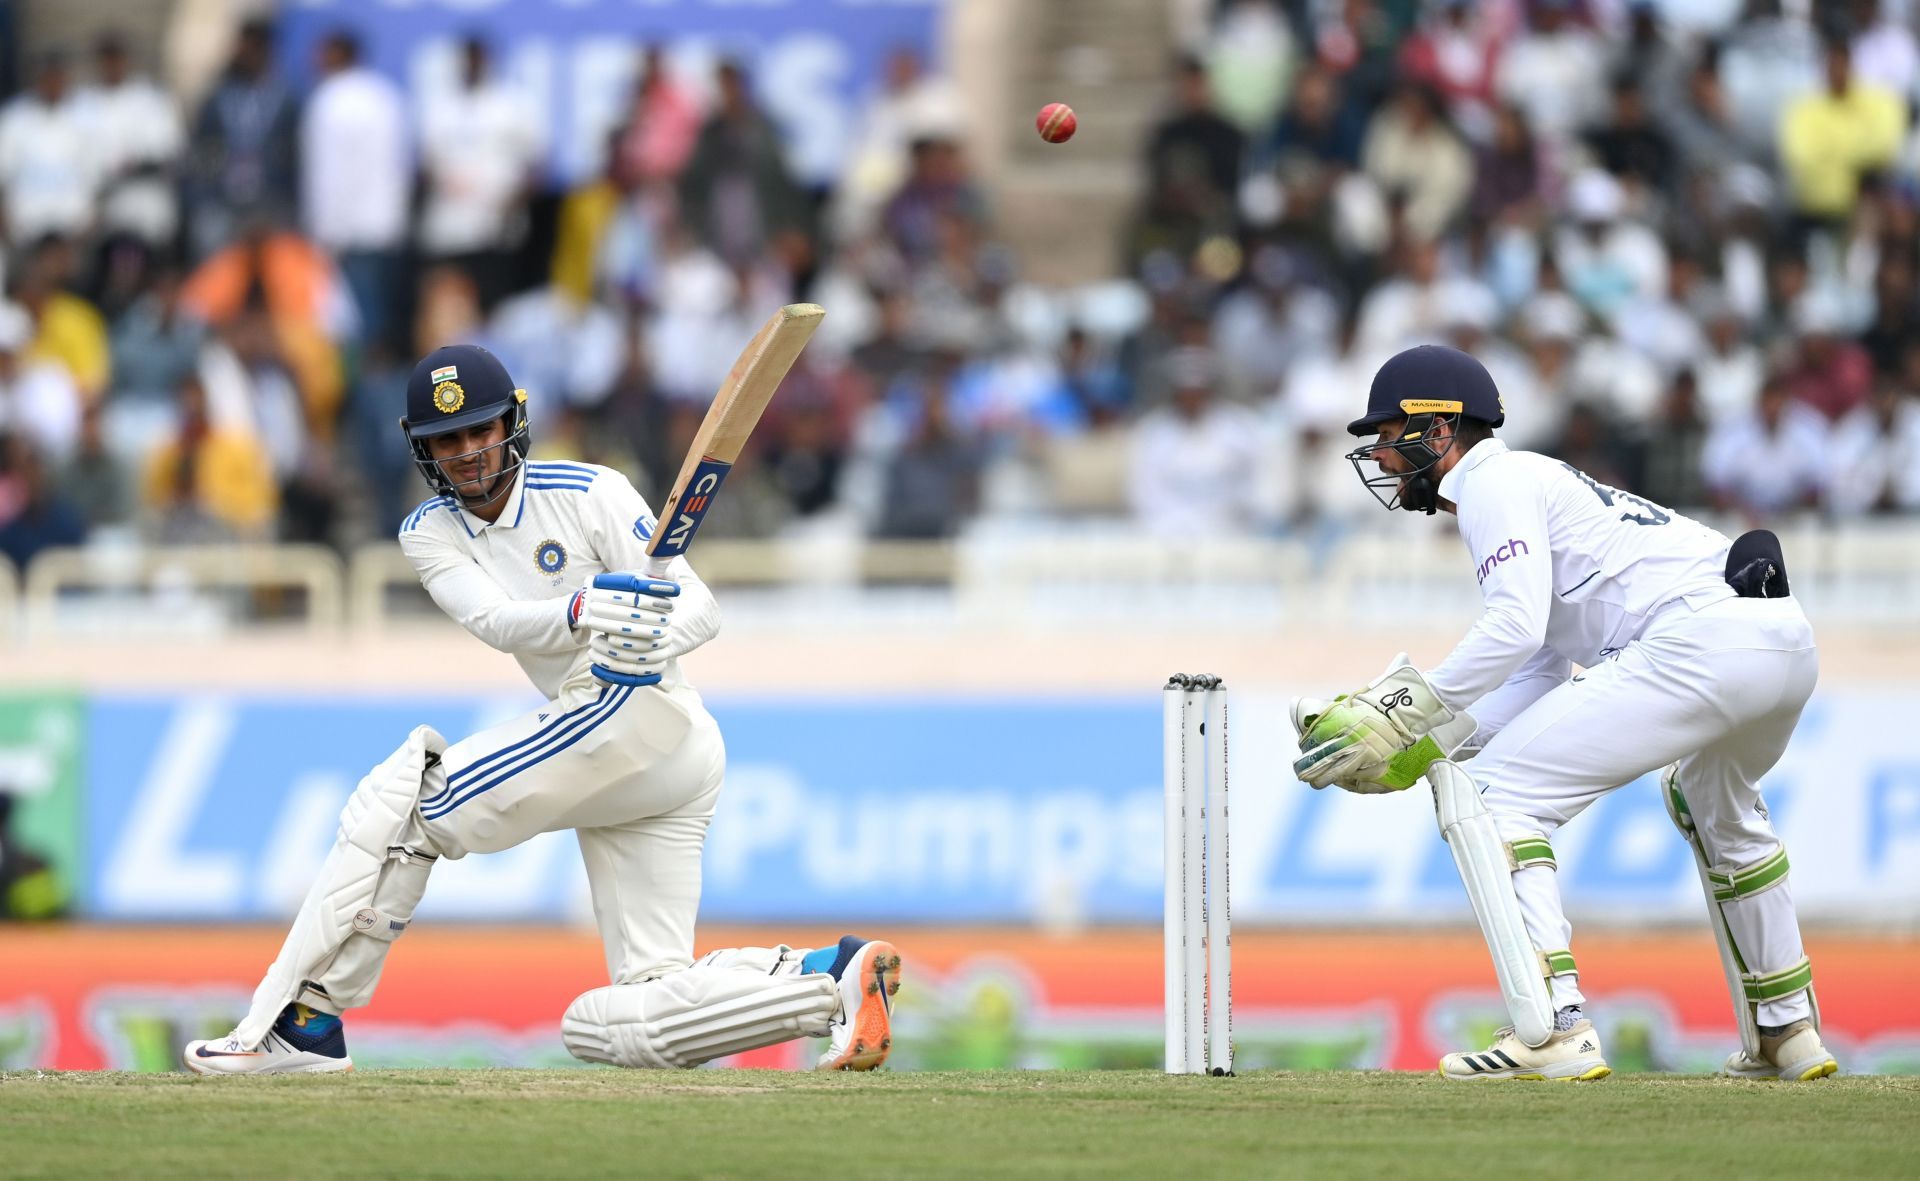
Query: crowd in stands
[{"left": 2, "top": 1, "right": 1920, "bottom": 576}]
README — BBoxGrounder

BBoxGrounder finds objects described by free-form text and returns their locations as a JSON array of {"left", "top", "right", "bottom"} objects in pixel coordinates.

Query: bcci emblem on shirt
[{"left": 535, "top": 539, "right": 568, "bottom": 577}]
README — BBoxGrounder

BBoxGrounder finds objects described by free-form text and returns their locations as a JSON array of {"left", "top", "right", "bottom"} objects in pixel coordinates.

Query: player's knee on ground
[{"left": 561, "top": 963, "right": 838, "bottom": 1069}]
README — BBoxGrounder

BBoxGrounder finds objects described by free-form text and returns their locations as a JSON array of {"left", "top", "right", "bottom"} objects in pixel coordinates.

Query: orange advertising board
[{"left": 3, "top": 926, "right": 1916, "bottom": 1074}]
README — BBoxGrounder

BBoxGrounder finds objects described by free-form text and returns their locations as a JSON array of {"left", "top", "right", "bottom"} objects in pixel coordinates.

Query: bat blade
[{"left": 644, "top": 303, "right": 824, "bottom": 570}]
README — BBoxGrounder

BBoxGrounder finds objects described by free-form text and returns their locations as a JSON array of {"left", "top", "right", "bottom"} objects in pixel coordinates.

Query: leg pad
[{"left": 1431, "top": 760, "right": 1557, "bottom": 1048}]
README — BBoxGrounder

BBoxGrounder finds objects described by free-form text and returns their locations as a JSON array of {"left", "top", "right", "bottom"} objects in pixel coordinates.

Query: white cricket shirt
[
  {"left": 398, "top": 459, "right": 710, "bottom": 700},
  {"left": 1428, "top": 439, "right": 1734, "bottom": 713}
]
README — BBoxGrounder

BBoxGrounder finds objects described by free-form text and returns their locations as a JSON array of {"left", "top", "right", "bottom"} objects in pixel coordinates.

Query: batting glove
[{"left": 578, "top": 573, "right": 679, "bottom": 686}]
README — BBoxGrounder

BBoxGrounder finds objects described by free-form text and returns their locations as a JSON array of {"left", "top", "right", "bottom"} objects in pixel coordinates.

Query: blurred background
[{"left": 0, "top": 0, "right": 1916, "bottom": 1074}]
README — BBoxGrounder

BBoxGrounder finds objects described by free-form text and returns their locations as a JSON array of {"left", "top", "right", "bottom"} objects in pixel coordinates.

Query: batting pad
[
  {"left": 232, "top": 724, "right": 448, "bottom": 1048},
  {"left": 562, "top": 967, "right": 838, "bottom": 1069},
  {"left": 1431, "top": 759, "right": 1557, "bottom": 1048}
]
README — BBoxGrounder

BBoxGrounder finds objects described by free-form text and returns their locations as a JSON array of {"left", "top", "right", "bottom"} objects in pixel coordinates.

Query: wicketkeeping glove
[
  {"left": 1291, "top": 653, "right": 1476, "bottom": 793},
  {"left": 575, "top": 573, "right": 681, "bottom": 686}
]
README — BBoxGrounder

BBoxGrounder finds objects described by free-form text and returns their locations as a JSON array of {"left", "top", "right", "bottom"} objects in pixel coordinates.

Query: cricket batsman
[
  {"left": 186, "top": 345, "right": 901, "bottom": 1074},
  {"left": 1293, "top": 344, "right": 1835, "bottom": 1082}
]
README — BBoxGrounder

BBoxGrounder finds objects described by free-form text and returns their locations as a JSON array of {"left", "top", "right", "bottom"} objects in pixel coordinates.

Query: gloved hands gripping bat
[
  {"left": 569, "top": 574, "right": 694, "bottom": 686},
  {"left": 1291, "top": 653, "right": 1479, "bottom": 793}
]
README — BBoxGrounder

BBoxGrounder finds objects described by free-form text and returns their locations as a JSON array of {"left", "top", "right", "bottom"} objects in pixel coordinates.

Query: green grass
[{"left": 4, "top": 1070, "right": 1918, "bottom": 1180}]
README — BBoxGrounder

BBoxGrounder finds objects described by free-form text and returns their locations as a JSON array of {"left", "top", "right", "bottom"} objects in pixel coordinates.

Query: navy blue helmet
[
  {"left": 398, "top": 344, "right": 530, "bottom": 501},
  {"left": 1345, "top": 345, "right": 1505, "bottom": 515}
]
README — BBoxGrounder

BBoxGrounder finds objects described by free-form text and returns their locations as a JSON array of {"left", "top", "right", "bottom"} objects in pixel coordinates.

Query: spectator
[
  {"left": 1848, "top": 0, "right": 1918, "bottom": 99},
  {"left": 876, "top": 364, "right": 982, "bottom": 539},
  {"left": 1354, "top": 236, "right": 1495, "bottom": 357},
  {"left": 1718, "top": 0, "right": 1822, "bottom": 165},
  {"left": 1471, "top": 105, "right": 1546, "bottom": 227},
  {"left": 884, "top": 135, "right": 986, "bottom": 267},
  {"left": 0, "top": 301, "right": 82, "bottom": 464},
  {"left": 838, "top": 46, "right": 962, "bottom": 238},
  {"left": 77, "top": 31, "right": 183, "bottom": 253},
  {"left": 1585, "top": 73, "right": 1677, "bottom": 198},
  {"left": 1306, "top": 0, "right": 1403, "bottom": 121},
  {"left": 1361, "top": 84, "right": 1471, "bottom": 244},
  {"left": 680, "top": 60, "right": 806, "bottom": 267},
  {"left": 140, "top": 373, "right": 277, "bottom": 541},
  {"left": 760, "top": 358, "right": 858, "bottom": 518},
  {"left": 1495, "top": 0, "right": 1610, "bottom": 151},
  {"left": 1825, "top": 377, "right": 1920, "bottom": 515},
  {"left": 0, "top": 434, "right": 85, "bottom": 569},
  {"left": 1128, "top": 348, "right": 1265, "bottom": 537},
  {"left": 301, "top": 29, "right": 410, "bottom": 352},
  {"left": 552, "top": 127, "right": 645, "bottom": 309},
  {"left": 617, "top": 44, "right": 703, "bottom": 187},
  {"left": 180, "top": 223, "right": 352, "bottom": 434},
  {"left": 185, "top": 18, "right": 300, "bottom": 259},
  {"left": 107, "top": 265, "right": 203, "bottom": 439},
  {"left": 1779, "top": 35, "right": 1906, "bottom": 237},
  {"left": 418, "top": 37, "right": 540, "bottom": 312},
  {"left": 1859, "top": 250, "right": 1919, "bottom": 378},
  {"left": 1267, "top": 62, "right": 1365, "bottom": 175},
  {"left": 13, "top": 236, "right": 111, "bottom": 403},
  {"left": 1692, "top": 294, "right": 1765, "bottom": 424},
  {"left": 1397, "top": 0, "right": 1500, "bottom": 143},
  {"left": 1212, "top": 245, "right": 1339, "bottom": 402},
  {"left": 851, "top": 288, "right": 925, "bottom": 396},
  {"left": 0, "top": 50, "right": 96, "bottom": 249},
  {"left": 1553, "top": 169, "right": 1668, "bottom": 323},
  {"left": 1261, "top": 64, "right": 1365, "bottom": 254},
  {"left": 1614, "top": 251, "right": 1709, "bottom": 377},
  {"left": 1052, "top": 325, "right": 1133, "bottom": 423},
  {"left": 58, "top": 403, "right": 132, "bottom": 531},
  {"left": 1779, "top": 293, "right": 1874, "bottom": 421},
  {"left": 1151, "top": 56, "right": 1247, "bottom": 209},
  {"left": 1661, "top": 47, "right": 1760, "bottom": 189},
  {"left": 1639, "top": 369, "right": 1711, "bottom": 509},
  {"left": 1207, "top": 0, "right": 1296, "bottom": 135},
  {"left": 1701, "top": 376, "right": 1829, "bottom": 518},
  {"left": 1611, "top": 0, "right": 1691, "bottom": 111}
]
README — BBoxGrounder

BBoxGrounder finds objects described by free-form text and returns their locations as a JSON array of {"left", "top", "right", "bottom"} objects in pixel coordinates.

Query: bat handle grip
[{"left": 642, "top": 553, "right": 673, "bottom": 580}]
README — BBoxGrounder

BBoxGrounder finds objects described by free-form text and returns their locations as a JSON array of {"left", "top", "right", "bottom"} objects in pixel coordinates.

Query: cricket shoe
[
  {"left": 184, "top": 1003, "right": 353, "bottom": 1075},
  {"left": 812, "top": 936, "right": 904, "bottom": 1071},
  {"left": 1723, "top": 1019, "right": 1839, "bottom": 1081},
  {"left": 1439, "top": 1019, "right": 1611, "bottom": 1082}
]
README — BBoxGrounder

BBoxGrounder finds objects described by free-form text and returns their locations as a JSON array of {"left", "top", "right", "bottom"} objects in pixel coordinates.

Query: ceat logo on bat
[
  {"left": 1476, "top": 537, "right": 1530, "bottom": 583},
  {"left": 656, "top": 461, "right": 732, "bottom": 557}
]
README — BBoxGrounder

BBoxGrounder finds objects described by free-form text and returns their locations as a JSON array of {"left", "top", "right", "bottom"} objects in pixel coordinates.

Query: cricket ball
[{"left": 1036, "top": 102, "right": 1077, "bottom": 144}]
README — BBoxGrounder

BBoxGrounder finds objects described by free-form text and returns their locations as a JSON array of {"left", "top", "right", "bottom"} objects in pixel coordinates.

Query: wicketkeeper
[
  {"left": 1293, "top": 344, "right": 1834, "bottom": 1082},
  {"left": 186, "top": 345, "right": 901, "bottom": 1074}
]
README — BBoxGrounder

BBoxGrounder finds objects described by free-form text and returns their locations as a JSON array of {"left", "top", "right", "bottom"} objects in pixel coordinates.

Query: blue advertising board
[{"left": 77, "top": 689, "right": 1920, "bottom": 926}]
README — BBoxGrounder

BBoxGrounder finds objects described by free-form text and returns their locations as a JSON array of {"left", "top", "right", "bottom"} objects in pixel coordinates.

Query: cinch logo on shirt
[{"left": 1476, "top": 538, "right": 1531, "bottom": 583}]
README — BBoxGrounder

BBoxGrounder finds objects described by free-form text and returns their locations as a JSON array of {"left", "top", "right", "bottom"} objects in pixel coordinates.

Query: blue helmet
[
  {"left": 398, "top": 344, "right": 530, "bottom": 501},
  {"left": 1345, "top": 345, "right": 1504, "bottom": 515}
]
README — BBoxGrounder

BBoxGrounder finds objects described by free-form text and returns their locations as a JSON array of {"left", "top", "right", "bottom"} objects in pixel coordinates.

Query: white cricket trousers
[
  {"left": 1470, "top": 594, "right": 1819, "bottom": 1024},
  {"left": 311, "top": 676, "right": 726, "bottom": 1007}
]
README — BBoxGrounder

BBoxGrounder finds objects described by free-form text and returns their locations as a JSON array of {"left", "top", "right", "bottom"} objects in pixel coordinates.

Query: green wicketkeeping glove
[{"left": 1290, "top": 654, "right": 1476, "bottom": 793}]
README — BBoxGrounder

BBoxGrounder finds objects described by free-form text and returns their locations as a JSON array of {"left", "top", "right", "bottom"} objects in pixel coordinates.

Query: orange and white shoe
[
  {"left": 815, "top": 938, "right": 903, "bottom": 1071},
  {"left": 1439, "top": 1018, "right": 1611, "bottom": 1082}
]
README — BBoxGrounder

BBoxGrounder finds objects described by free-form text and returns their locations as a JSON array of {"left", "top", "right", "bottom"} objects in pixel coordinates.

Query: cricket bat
[{"left": 643, "top": 302, "right": 825, "bottom": 576}]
